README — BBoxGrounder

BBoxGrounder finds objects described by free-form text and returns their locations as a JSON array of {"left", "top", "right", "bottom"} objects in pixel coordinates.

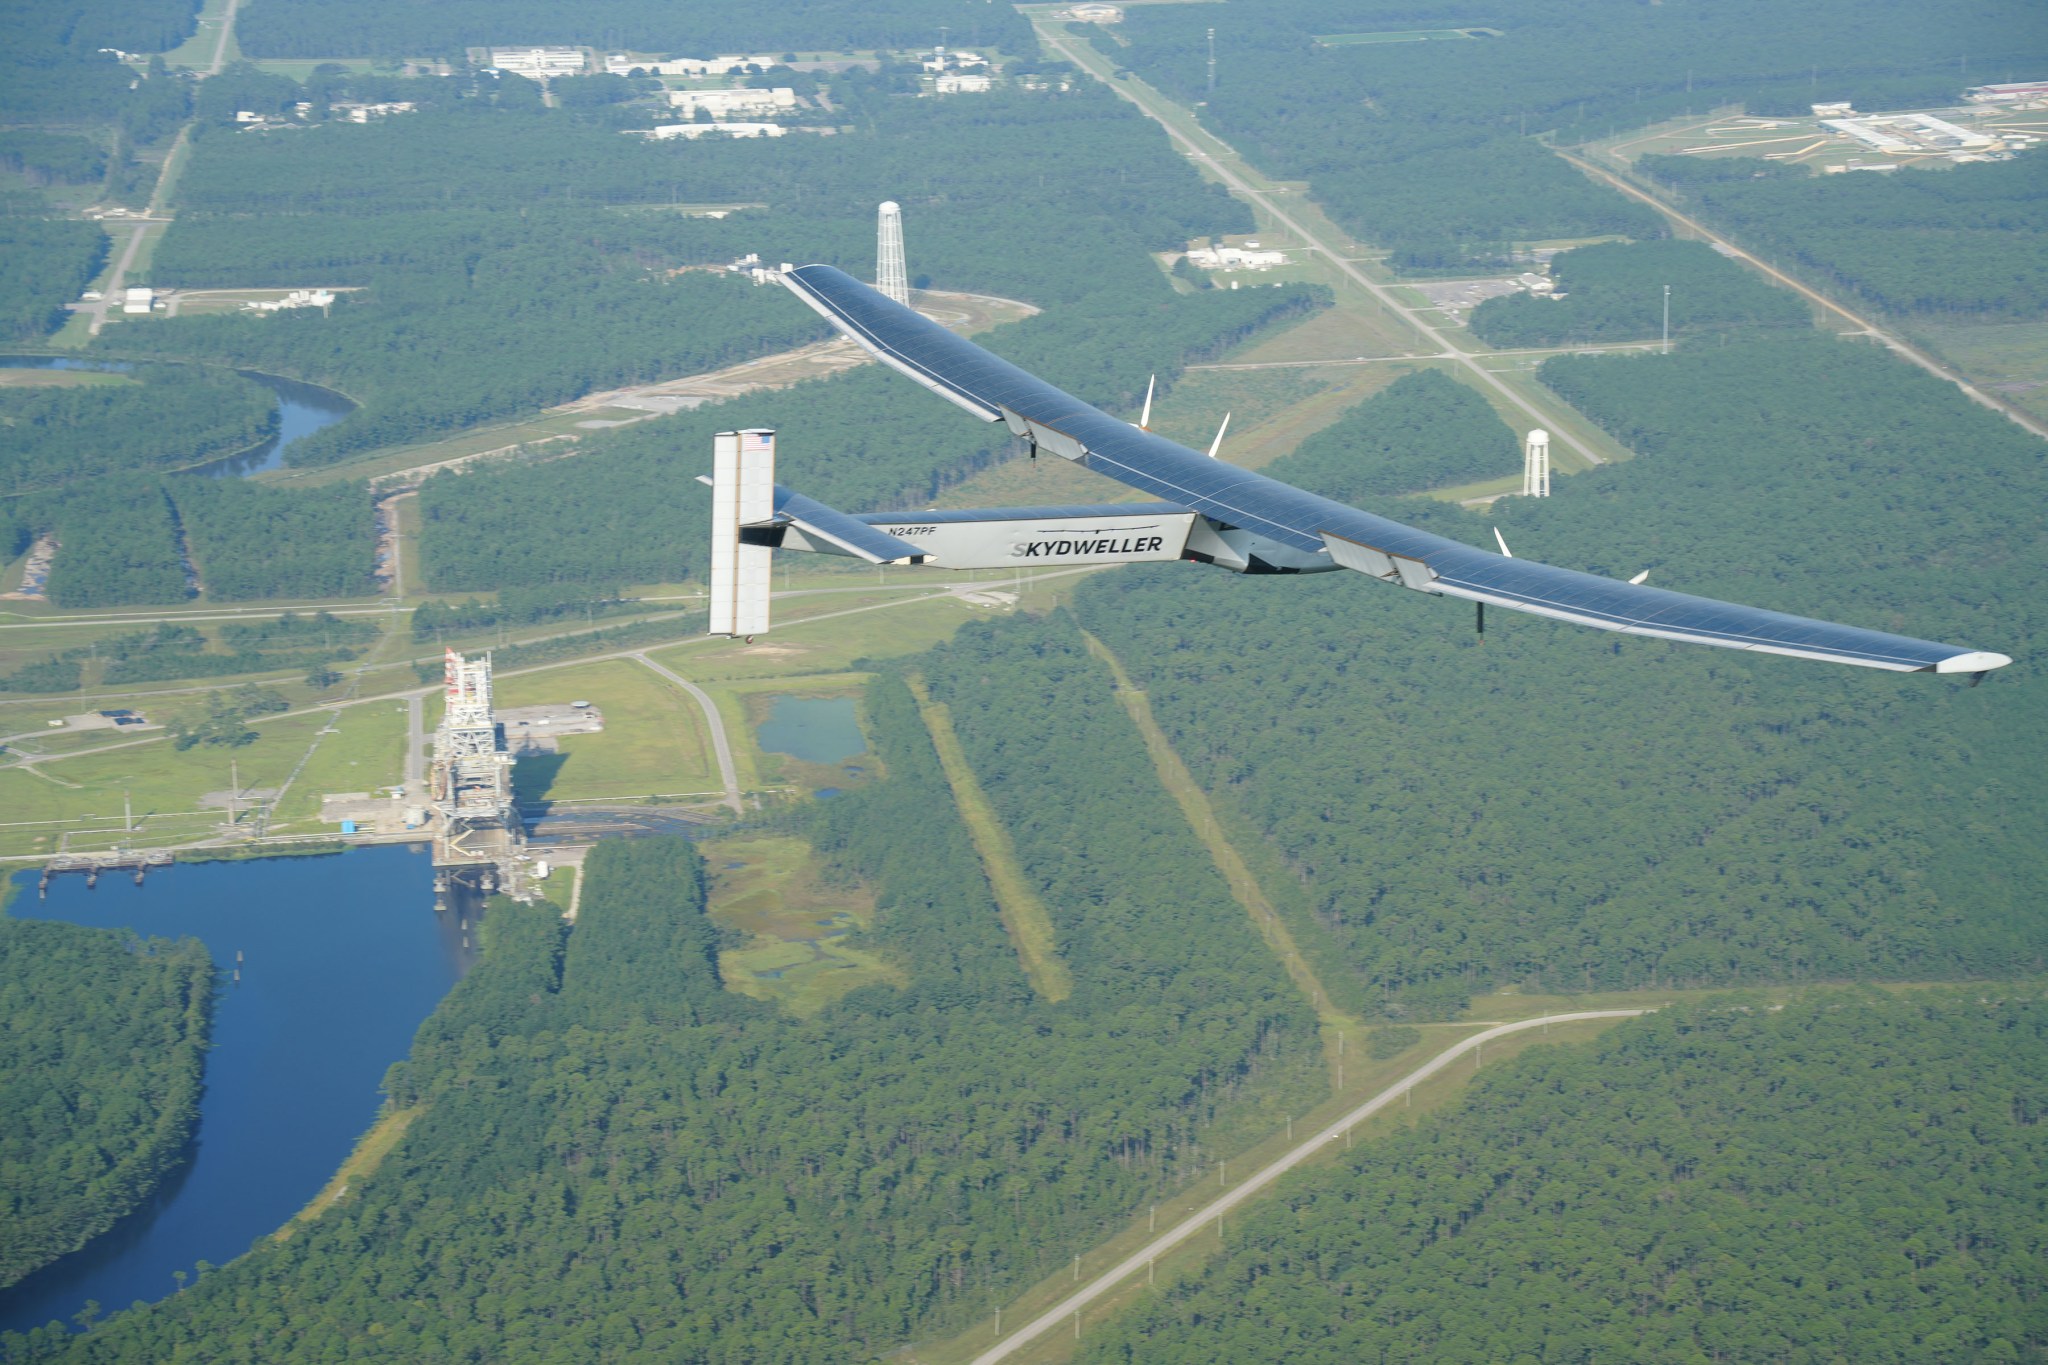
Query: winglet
[
  {"left": 1137, "top": 374, "right": 1155, "bottom": 431},
  {"left": 1207, "top": 411, "right": 1232, "bottom": 461}
]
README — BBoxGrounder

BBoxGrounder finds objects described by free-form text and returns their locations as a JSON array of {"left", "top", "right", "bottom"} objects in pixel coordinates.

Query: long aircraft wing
[{"left": 782, "top": 263, "right": 2010, "bottom": 676}]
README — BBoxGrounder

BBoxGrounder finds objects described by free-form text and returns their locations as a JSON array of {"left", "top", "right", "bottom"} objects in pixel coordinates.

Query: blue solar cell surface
[{"left": 787, "top": 264, "right": 1990, "bottom": 672}]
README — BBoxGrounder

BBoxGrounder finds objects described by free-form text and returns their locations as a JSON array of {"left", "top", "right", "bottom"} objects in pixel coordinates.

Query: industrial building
[
  {"left": 1822, "top": 113, "right": 1999, "bottom": 154},
  {"left": 122, "top": 287, "right": 154, "bottom": 314},
  {"left": 488, "top": 47, "right": 587, "bottom": 78},
  {"left": 1185, "top": 243, "right": 1288, "bottom": 271},
  {"left": 640, "top": 122, "right": 788, "bottom": 140},
  {"left": 666, "top": 87, "right": 798, "bottom": 117},
  {"left": 1066, "top": 3, "right": 1124, "bottom": 22},
  {"left": 935, "top": 73, "right": 994, "bottom": 94},
  {"left": 1966, "top": 80, "right": 2048, "bottom": 107}
]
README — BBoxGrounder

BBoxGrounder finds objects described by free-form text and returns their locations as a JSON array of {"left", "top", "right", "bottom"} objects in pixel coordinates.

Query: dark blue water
[
  {"left": 0, "top": 355, "right": 354, "bottom": 478},
  {"left": 0, "top": 845, "right": 461, "bottom": 1334},
  {"left": 756, "top": 696, "right": 866, "bottom": 765}
]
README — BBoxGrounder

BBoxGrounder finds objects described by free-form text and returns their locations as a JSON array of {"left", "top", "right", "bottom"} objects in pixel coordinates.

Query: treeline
[
  {"left": 416, "top": 286, "right": 1318, "bottom": 592},
  {"left": 0, "top": 132, "right": 106, "bottom": 187},
  {"left": 1260, "top": 368, "right": 1519, "bottom": 501},
  {"left": 0, "top": 612, "right": 380, "bottom": 693},
  {"left": 0, "top": 202, "right": 105, "bottom": 343},
  {"left": 237, "top": 0, "right": 1030, "bottom": 61},
  {"left": 0, "top": 367, "right": 274, "bottom": 495},
  {"left": 1074, "top": 331, "right": 2047, "bottom": 1016},
  {"left": 1469, "top": 239, "right": 1809, "bottom": 348},
  {"left": 10, "top": 476, "right": 376, "bottom": 619},
  {"left": 0, "top": 918, "right": 212, "bottom": 1290},
  {"left": 1081, "top": 988, "right": 2048, "bottom": 1364},
  {"left": 409, "top": 585, "right": 647, "bottom": 639},
  {"left": 1101, "top": 0, "right": 2047, "bottom": 267},
  {"left": 39, "top": 623, "right": 1322, "bottom": 1359},
  {"left": 1638, "top": 150, "right": 2048, "bottom": 319},
  {"left": 167, "top": 478, "right": 377, "bottom": 600}
]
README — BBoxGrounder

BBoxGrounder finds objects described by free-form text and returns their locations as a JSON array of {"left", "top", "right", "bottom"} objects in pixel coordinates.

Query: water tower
[{"left": 876, "top": 201, "right": 909, "bottom": 305}]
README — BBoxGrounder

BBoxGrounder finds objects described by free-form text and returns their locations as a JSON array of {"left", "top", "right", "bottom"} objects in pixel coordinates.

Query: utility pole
[
  {"left": 1662, "top": 284, "right": 1671, "bottom": 354},
  {"left": 1206, "top": 28, "right": 1216, "bottom": 95}
]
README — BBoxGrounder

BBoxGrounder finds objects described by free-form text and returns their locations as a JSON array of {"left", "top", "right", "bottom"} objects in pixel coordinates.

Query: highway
[
  {"left": 1555, "top": 147, "right": 2048, "bottom": 445},
  {"left": 972, "top": 1008, "right": 1649, "bottom": 1363},
  {"left": 1033, "top": 17, "right": 1611, "bottom": 468}
]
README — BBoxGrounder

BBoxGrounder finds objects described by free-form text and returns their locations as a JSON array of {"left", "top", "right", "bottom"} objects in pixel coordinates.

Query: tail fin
[{"left": 709, "top": 429, "right": 775, "bottom": 638}]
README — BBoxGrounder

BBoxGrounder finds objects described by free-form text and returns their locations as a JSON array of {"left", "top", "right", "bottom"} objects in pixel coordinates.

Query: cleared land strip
[
  {"left": 1031, "top": 14, "right": 1611, "bottom": 469},
  {"left": 971, "top": 1009, "right": 1649, "bottom": 1364},
  {"left": 907, "top": 674, "right": 1074, "bottom": 1002},
  {"left": 1080, "top": 630, "right": 1357, "bottom": 1050},
  {"left": 1554, "top": 147, "right": 2048, "bottom": 445}
]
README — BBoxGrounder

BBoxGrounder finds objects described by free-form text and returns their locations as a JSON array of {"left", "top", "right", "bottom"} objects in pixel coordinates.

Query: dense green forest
[
  {"left": 417, "top": 286, "right": 1317, "bottom": 591},
  {"left": 116, "top": 81, "right": 1251, "bottom": 464},
  {"left": 0, "top": 367, "right": 274, "bottom": 495},
  {"left": 34, "top": 481, "right": 189, "bottom": 608},
  {"left": 1099, "top": 0, "right": 2047, "bottom": 267},
  {"left": 0, "top": 917, "right": 212, "bottom": 1290},
  {"left": 1638, "top": 150, "right": 2048, "bottom": 318},
  {"left": 0, "top": 202, "right": 104, "bottom": 343},
  {"left": 168, "top": 478, "right": 376, "bottom": 600},
  {"left": 1468, "top": 239, "right": 1809, "bottom": 348},
  {"left": 1260, "top": 369, "right": 1519, "bottom": 501},
  {"left": 1082, "top": 988, "right": 2048, "bottom": 1364},
  {"left": 27, "top": 627, "right": 1325, "bottom": 1358},
  {"left": 1074, "top": 332, "right": 2044, "bottom": 1017},
  {"left": 236, "top": 0, "right": 1029, "bottom": 61}
]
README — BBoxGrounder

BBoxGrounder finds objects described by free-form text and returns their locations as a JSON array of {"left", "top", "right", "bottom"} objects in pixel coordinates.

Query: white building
[
  {"left": 640, "top": 122, "right": 787, "bottom": 140},
  {"left": 667, "top": 87, "right": 797, "bottom": 117},
  {"left": 1823, "top": 113, "right": 1999, "bottom": 154},
  {"left": 331, "top": 101, "right": 417, "bottom": 122},
  {"left": 1067, "top": 3, "right": 1124, "bottom": 22},
  {"left": 245, "top": 289, "right": 336, "bottom": 312},
  {"left": 122, "top": 287, "right": 154, "bottom": 314},
  {"left": 934, "top": 73, "right": 994, "bottom": 94},
  {"left": 1810, "top": 101, "right": 1854, "bottom": 118},
  {"left": 1185, "top": 245, "right": 1287, "bottom": 270},
  {"left": 489, "top": 47, "right": 587, "bottom": 78}
]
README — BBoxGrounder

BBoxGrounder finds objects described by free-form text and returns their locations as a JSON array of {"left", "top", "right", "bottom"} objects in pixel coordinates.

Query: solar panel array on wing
[
  {"left": 784, "top": 265, "right": 2005, "bottom": 674},
  {"left": 855, "top": 502, "right": 1191, "bottom": 527}
]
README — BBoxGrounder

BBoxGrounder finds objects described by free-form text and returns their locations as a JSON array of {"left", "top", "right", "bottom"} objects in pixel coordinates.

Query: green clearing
[
  {"left": 0, "top": 369, "right": 133, "bottom": 390},
  {"left": 1911, "top": 317, "right": 2048, "bottom": 425},
  {"left": 269, "top": 700, "right": 408, "bottom": 826},
  {"left": 491, "top": 658, "right": 719, "bottom": 803},
  {"left": 704, "top": 833, "right": 900, "bottom": 1015},
  {"left": 907, "top": 675, "right": 1073, "bottom": 1003},
  {"left": 719, "top": 672, "right": 878, "bottom": 798},
  {"left": 0, "top": 709, "right": 328, "bottom": 855}
]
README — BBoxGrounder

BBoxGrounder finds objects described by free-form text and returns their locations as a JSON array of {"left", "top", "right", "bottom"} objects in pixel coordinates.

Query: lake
[
  {"left": 0, "top": 355, "right": 354, "bottom": 478},
  {"left": 0, "top": 845, "right": 464, "bottom": 1335},
  {"left": 756, "top": 695, "right": 867, "bottom": 765}
]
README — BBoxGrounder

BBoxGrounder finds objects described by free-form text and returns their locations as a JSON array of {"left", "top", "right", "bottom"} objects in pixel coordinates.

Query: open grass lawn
[
  {"left": 270, "top": 700, "right": 409, "bottom": 826},
  {"left": 703, "top": 834, "right": 900, "bottom": 1015},
  {"left": 1911, "top": 318, "right": 2048, "bottom": 425},
  {"left": 491, "top": 658, "right": 718, "bottom": 802}
]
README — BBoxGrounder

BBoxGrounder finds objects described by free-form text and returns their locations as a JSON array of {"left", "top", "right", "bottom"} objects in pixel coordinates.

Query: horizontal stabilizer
[{"left": 772, "top": 486, "right": 925, "bottom": 564}]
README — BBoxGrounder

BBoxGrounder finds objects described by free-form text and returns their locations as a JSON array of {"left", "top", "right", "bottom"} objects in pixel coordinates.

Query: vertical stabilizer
[{"left": 710, "top": 429, "right": 775, "bottom": 637}]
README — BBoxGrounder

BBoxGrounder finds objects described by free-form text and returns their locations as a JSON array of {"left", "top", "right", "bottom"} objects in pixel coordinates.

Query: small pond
[{"left": 755, "top": 695, "right": 867, "bottom": 766}]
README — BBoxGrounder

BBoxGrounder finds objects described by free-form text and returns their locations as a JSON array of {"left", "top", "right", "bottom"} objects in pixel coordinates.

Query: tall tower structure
[
  {"left": 876, "top": 201, "right": 909, "bottom": 306},
  {"left": 1522, "top": 429, "right": 1551, "bottom": 498},
  {"left": 429, "top": 647, "right": 522, "bottom": 898},
  {"left": 1206, "top": 28, "right": 1217, "bottom": 94}
]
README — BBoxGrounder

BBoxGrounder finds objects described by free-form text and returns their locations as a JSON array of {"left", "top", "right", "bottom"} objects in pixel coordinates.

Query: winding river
[
  {"left": 0, "top": 355, "right": 354, "bottom": 476},
  {"left": 0, "top": 847, "right": 469, "bottom": 1336}
]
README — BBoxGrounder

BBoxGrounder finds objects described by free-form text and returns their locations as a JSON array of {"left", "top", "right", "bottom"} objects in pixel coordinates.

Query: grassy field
[
  {"left": 704, "top": 834, "right": 900, "bottom": 1015},
  {"left": 269, "top": 700, "right": 409, "bottom": 826},
  {"left": 1909, "top": 318, "right": 2048, "bottom": 425},
  {"left": 907, "top": 675, "right": 1073, "bottom": 1003},
  {"left": 492, "top": 658, "right": 719, "bottom": 803}
]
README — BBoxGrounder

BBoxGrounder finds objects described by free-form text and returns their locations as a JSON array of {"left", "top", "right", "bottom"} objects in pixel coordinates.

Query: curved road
[
  {"left": 973, "top": 1008, "right": 1649, "bottom": 1363},
  {"left": 631, "top": 652, "right": 742, "bottom": 815}
]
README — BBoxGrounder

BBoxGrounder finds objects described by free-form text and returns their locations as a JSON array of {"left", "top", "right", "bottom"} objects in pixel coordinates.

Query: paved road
[
  {"left": 1556, "top": 148, "right": 2048, "bottom": 446},
  {"left": 631, "top": 653, "right": 743, "bottom": 815},
  {"left": 972, "top": 1008, "right": 1650, "bottom": 1363},
  {"left": 1035, "top": 20, "right": 1609, "bottom": 467}
]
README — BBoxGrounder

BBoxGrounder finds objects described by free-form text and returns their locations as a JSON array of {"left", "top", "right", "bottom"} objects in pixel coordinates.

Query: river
[
  {"left": 0, "top": 846, "right": 467, "bottom": 1336},
  {"left": 0, "top": 355, "right": 354, "bottom": 477}
]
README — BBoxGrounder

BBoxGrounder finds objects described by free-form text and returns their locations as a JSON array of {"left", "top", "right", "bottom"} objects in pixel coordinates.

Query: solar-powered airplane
[{"left": 704, "top": 263, "right": 2011, "bottom": 680}]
